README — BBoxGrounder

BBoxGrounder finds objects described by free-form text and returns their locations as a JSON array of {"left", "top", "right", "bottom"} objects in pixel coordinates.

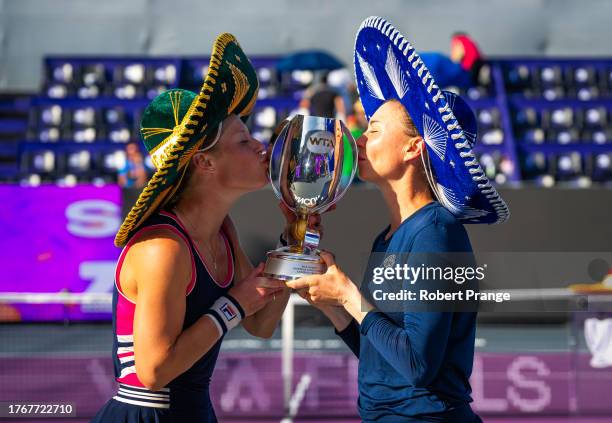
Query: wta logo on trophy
[{"left": 306, "top": 130, "right": 335, "bottom": 154}]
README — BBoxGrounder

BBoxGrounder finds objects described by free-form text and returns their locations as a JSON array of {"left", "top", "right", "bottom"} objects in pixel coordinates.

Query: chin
[
  {"left": 248, "top": 172, "right": 270, "bottom": 191},
  {"left": 357, "top": 162, "right": 372, "bottom": 182},
  {"left": 255, "top": 176, "right": 269, "bottom": 189}
]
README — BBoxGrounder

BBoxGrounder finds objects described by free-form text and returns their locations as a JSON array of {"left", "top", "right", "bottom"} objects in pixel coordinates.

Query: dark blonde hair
[
  {"left": 383, "top": 100, "right": 435, "bottom": 198},
  {"left": 385, "top": 99, "right": 419, "bottom": 137},
  {"left": 165, "top": 126, "right": 221, "bottom": 209}
]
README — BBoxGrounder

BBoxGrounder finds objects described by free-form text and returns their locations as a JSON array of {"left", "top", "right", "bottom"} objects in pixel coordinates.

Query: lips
[
  {"left": 258, "top": 150, "right": 268, "bottom": 163},
  {"left": 259, "top": 151, "right": 270, "bottom": 174}
]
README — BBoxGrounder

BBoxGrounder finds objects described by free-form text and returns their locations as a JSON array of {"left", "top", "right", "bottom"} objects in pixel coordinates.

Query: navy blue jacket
[{"left": 337, "top": 202, "right": 481, "bottom": 422}]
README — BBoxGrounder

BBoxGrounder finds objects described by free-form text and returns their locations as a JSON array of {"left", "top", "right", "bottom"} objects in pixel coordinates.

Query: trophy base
[{"left": 263, "top": 248, "right": 325, "bottom": 281}]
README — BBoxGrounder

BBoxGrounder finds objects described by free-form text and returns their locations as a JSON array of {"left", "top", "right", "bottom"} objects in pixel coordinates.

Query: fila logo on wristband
[
  {"left": 221, "top": 302, "right": 238, "bottom": 321},
  {"left": 206, "top": 295, "right": 245, "bottom": 336}
]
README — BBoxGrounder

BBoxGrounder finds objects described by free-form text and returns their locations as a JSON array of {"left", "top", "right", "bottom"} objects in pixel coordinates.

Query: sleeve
[
  {"left": 334, "top": 319, "right": 360, "bottom": 357},
  {"left": 357, "top": 222, "right": 470, "bottom": 386},
  {"left": 359, "top": 310, "right": 452, "bottom": 387}
]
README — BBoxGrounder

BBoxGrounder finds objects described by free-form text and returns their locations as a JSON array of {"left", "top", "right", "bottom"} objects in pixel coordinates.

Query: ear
[
  {"left": 403, "top": 136, "right": 425, "bottom": 162},
  {"left": 192, "top": 152, "right": 216, "bottom": 173}
]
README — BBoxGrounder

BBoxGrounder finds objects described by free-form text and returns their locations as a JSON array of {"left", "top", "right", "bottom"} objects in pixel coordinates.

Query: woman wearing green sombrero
[{"left": 92, "top": 33, "right": 291, "bottom": 422}]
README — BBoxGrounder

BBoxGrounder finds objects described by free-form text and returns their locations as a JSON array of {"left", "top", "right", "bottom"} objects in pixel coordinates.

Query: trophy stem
[{"left": 290, "top": 212, "right": 308, "bottom": 254}]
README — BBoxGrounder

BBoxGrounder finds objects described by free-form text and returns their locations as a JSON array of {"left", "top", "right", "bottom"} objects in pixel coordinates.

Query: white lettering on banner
[
  {"left": 303, "top": 354, "right": 346, "bottom": 409},
  {"left": 470, "top": 355, "right": 508, "bottom": 411},
  {"left": 219, "top": 359, "right": 271, "bottom": 412},
  {"left": 80, "top": 261, "right": 115, "bottom": 313},
  {"left": 66, "top": 200, "right": 120, "bottom": 238},
  {"left": 507, "top": 356, "right": 552, "bottom": 412}
]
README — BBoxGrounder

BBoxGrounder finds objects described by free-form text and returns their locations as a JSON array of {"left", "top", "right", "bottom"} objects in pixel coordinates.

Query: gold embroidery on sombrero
[
  {"left": 240, "top": 88, "right": 258, "bottom": 117},
  {"left": 115, "top": 126, "right": 192, "bottom": 246},
  {"left": 115, "top": 33, "right": 239, "bottom": 247},
  {"left": 148, "top": 91, "right": 206, "bottom": 168},
  {"left": 150, "top": 136, "right": 179, "bottom": 169},
  {"left": 178, "top": 136, "right": 207, "bottom": 169},
  {"left": 127, "top": 186, "right": 174, "bottom": 239},
  {"left": 141, "top": 91, "right": 184, "bottom": 142},
  {"left": 170, "top": 90, "right": 182, "bottom": 126},
  {"left": 141, "top": 127, "right": 173, "bottom": 139},
  {"left": 228, "top": 62, "right": 248, "bottom": 113}
]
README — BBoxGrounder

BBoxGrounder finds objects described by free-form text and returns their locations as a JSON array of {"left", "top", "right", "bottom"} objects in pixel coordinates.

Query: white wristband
[{"left": 206, "top": 295, "right": 245, "bottom": 336}]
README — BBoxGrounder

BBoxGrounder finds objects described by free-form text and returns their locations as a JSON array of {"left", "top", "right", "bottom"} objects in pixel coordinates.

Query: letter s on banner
[
  {"left": 66, "top": 200, "right": 120, "bottom": 238},
  {"left": 507, "top": 355, "right": 552, "bottom": 412}
]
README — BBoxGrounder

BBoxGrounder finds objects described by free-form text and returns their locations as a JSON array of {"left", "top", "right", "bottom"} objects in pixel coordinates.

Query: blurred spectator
[
  {"left": 348, "top": 100, "right": 367, "bottom": 140},
  {"left": 299, "top": 72, "right": 346, "bottom": 119},
  {"left": 118, "top": 142, "right": 147, "bottom": 188},
  {"left": 418, "top": 32, "right": 484, "bottom": 89},
  {"left": 420, "top": 53, "right": 473, "bottom": 89},
  {"left": 450, "top": 32, "right": 484, "bottom": 85},
  {"left": 327, "top": 68, "right": 354, "bottom": 117}
]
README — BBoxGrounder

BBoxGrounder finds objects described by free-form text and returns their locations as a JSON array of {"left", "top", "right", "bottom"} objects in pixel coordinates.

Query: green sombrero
[{"left": 114, "top": 33, "right": 259, "bottom": 247}]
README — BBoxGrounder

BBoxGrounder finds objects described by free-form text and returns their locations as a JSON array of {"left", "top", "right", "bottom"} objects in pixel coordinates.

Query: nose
[
  {"left": 249, "top": 133, "right": 264, "bottom": 151},
  {"left": 255, "top": 140, "right": 266, "bottom": 154},
  {"left": 252, "top": 137, "right": 268, "bottom": 161},
  {"left": 356, "top": 133, "right": 367, "bottom": 149}
]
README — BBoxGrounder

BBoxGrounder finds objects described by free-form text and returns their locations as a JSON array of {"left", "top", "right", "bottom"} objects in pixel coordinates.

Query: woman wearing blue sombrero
[{"left": 287, "top": 17, "right": 509, "bottom": 422}]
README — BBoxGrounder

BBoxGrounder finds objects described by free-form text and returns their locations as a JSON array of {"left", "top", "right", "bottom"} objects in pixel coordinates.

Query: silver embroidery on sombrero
[
  {"left": 445, "top": 91, "right": 455, "bottom": 109},
  {"left": 356, "top": 52, "right": 385, "bottom": 101},
  {"left": 435, "top": 182, "right": 463, "bottom": 215},
  {"left": 463, "top": 129, "right": 477, "bottom": 147},
  {"left": 423, "top": 114, "right": 447, "bottom": 161},
  {"left": 444, "top": 92, "right": 477, "bottom": 147},
  {"left": 385, "top": 45, "right": 409, "bottom": 98},
  {"left": 435, "top": 182, "right": 489, "bottom": 220}
]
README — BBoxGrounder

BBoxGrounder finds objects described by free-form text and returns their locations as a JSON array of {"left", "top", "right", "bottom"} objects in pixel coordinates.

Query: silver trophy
[{"left": 263, "top": 114, "right": 358, "bottom": 280}]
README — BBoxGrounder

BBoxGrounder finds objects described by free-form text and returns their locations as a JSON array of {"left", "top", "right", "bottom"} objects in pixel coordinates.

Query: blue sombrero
[{"left": 354, "top": 16, "right": 509, "bottom": 224}]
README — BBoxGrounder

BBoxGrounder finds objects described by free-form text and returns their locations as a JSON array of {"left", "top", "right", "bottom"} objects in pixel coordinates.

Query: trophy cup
[{"left": 263, "top": 114, "right": 358, "bottom": 280}]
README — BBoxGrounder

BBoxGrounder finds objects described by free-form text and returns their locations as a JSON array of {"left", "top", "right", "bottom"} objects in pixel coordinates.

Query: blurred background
[{"left": 1, "top": 0, "right": 612, "bottom": 422}]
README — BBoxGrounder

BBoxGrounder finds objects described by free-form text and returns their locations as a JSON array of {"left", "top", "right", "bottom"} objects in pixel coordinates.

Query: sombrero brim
[
  {"left": 114, "top": 33, "right": 258, "bottom": 247},
  {"left": 354, "top": 17, "right": 509, "bottom": 224}
]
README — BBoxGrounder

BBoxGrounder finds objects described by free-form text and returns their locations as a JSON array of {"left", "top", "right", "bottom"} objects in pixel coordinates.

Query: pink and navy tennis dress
[{"left": 92, "top": 210, "right": 235, "bottom": 422}]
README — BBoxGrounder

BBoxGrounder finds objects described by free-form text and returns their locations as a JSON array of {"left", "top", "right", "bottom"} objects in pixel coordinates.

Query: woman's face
[
  {"left": 356, "top": 101, "right": 416, "bottom": 183},
  {"left": 207, "top": 114, "right": 269, "bottom": 191}
]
